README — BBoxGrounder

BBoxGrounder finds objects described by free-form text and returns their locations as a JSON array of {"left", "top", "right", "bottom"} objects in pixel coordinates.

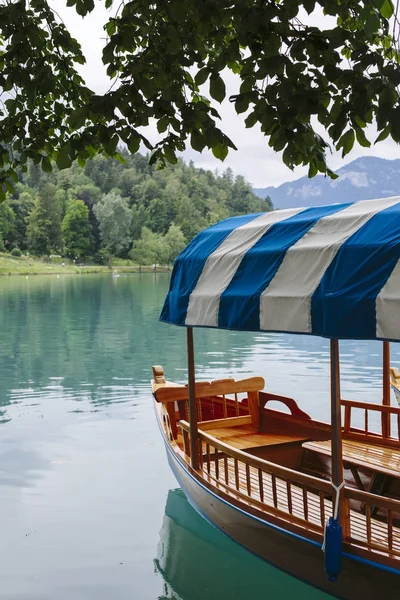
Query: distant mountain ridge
[{"left": 253, "top": 157, "right": 400, "bottom": 209}]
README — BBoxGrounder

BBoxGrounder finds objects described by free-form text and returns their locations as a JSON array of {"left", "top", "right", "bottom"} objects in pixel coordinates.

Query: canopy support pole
[
  {"left": 383, "top": 341, "right": 391, "bottom": 439},
  {"left": 330, "top": 339, "right": 346, "bottom": 529},
  {"left": 187, "top": 327, "right": 199, "bottom": 470}
]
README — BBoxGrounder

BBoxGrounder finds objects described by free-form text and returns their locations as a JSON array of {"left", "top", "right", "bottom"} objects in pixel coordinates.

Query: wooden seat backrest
[
  {"left": 155, "top": 376, "right": 265, "bottom": 435},
  {"left": 153, "top": 376, "right": 265, "bottom": 404}
]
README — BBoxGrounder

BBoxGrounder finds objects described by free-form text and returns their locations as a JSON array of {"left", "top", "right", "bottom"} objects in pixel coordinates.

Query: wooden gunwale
[
  {"left": 341, "top": 399, "right": 400, "bottom": 415},
  {"left": 202, "top": 458, "right": 400, "bottom": 556},
  {"left": 179, "top": 418, "right": 400, "bottom": 564},
  {"left": 180, "top": 419, "right": 333, "bottom": 493},
  {"left": 345, "top": 487, "right": 400, "bottom": 513}
]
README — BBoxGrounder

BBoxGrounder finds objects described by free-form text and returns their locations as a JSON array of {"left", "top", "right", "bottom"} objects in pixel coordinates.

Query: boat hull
[{"left": 165, "top": 441, "right": 399, "bottom": 600}]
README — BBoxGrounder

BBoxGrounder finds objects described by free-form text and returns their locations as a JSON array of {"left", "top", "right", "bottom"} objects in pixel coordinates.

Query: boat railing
[
  {"left": 180, "top": 420, "right": 400, "bottom": 559},
  {"left": 341, "top": 399, "right": 400, "bottom": 443},
  {"left": 179, "top": 420, "right": 333, "bottom": 535},
  {"left": 344, "top": 487, "right": 400, "bottom": 557}
]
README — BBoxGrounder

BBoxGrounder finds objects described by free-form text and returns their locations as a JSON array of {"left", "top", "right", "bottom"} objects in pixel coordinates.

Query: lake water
[{"left": 0, "top": 273, "right": 398, "bottom": 600}]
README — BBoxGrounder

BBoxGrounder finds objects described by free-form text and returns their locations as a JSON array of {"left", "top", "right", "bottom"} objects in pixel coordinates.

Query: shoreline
[{"left": 0, "top": 256, "right": 172, "bottom": 277}]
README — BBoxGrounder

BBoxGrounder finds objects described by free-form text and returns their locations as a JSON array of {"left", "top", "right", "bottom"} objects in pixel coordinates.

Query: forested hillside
[{"left": 0, "top": 152, "right": 271, "bottom": 265}]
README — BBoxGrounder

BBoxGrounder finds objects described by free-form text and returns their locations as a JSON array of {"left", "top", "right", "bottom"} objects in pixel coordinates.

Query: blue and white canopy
[{"left": 160, "top": 197, "right": 400, "bottom": 341}]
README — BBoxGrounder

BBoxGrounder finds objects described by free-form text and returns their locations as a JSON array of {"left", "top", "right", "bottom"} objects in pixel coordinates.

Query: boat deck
[
  {"left": 202, "top": 454, "right": 400, "bottom": 557},
  {"left": 199, "top": 424, "right": 309, "bottom": 450}
]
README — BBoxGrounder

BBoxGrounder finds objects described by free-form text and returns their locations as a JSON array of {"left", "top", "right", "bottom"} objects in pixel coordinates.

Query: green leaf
[
  {"left": 327, "top": 169, "right": 339, "bottom": 180},
  {"left": 106, "top": 19, "right": 116, "bottom": 36},
  {"left": 390, "top": 108, "right": 400, "bottom": 141},
  {"left": 235, "top": 96, "right": 249, "bottom": 114},
  {"left": 308, "top": 163, "right": 318, "bottom": 178},
  {"left": 5, "top": 180, "right": 14, "bottom": 194},
  {"left": 365, "top": 12, "right": 380, "bottom": 39},
  {"left": 245, "top": 110, "right": 258, "bottom": 128},
  {"left": 303, "top": 0, "right": 316, "bottom": 15},
  {"left": 209, "top": 74, "right": 226, "bottom": 103},
  {"left": 127, "top": 133, "right": 140, "bottom": 154},
  {"left": 157, "top": 116, "right": 169, "bottom": 134},
  {"left": 164, "top": 146, "right": 178, "bottom": 165},
  {"left": 355, "top": 128, "right": 371, "bottom": 148},
  {"left": 56, "top": 145, "right": 72, "bottom": 170},
  {"left": 212, "top": 143, "right": 228, "bottom": 160},
  {"left": 195, "top": 67, "right": 209, "bottom": 86},
  {"left": 273, "top": 134, "right": 287, "bottom": 152},
  {"left": 190, "top": 129, "right": 206, "bottom": 152},
  {"left": 69, "top": 106, "right": 88, "bottom": 130},
  {"left": 41, "top": 156, "right": 53, "bottom": 173},
  {"left": 380, "top": 0, "right": 394, "bottom": 18},
  {"left": 149, "top": 149, "right": 161, "bottom": 166},
  {"left": 336, "top": 129, "right": 355, "bottom": 157},
  {"left": 375, "top": 125, "right": 391, "bottom": 143},
  {"left": 379, "top": 86, "right": 397, "bottom": 109}
]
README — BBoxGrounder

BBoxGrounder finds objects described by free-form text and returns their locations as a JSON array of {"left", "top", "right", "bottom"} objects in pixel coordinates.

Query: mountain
[{"left": 253, "top": 157, "right": 400, "bottom": 208}]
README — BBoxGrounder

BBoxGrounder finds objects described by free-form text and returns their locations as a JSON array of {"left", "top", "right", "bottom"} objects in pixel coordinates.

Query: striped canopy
[{"left": 160, "top": 197, "right": 400, "bottom": 341}]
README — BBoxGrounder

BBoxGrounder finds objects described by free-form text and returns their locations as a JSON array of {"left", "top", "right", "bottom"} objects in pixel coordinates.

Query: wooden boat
[{"left": 152, "top": 198, "right": 400, "bottom": 599}]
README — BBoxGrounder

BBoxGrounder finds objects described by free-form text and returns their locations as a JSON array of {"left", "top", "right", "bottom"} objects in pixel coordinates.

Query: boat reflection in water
[{"left": 155, "top": 488, "right": 333, "bottom": 600}]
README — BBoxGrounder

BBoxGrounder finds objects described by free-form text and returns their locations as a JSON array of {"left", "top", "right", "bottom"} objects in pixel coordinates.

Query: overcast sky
[{"left": 53, "top": 2, "right": 400, "bottom": 188}]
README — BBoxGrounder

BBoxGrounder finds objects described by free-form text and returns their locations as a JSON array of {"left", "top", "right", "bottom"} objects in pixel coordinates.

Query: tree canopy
[
  {"left": 1, "top": 151, "right": 270, "bottom": 262},
  {"left": 1, "top": 0, "right": 400, "bottom": 200}
]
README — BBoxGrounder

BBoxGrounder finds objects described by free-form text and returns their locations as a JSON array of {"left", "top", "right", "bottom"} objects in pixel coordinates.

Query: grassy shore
[{"left": 0, "top": 254, "right": 171, "bottom": 276}]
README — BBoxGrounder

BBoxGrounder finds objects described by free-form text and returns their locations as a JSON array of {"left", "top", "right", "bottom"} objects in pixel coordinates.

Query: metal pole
[
  {"left": 187, "top": 327, "right": 199, "bottom": 469},
  {"left": 330, "top": 339, "right": 344, "bottom": 519},
  {"left": 383, "top": 341, "right": 391, "bottom": 438}
]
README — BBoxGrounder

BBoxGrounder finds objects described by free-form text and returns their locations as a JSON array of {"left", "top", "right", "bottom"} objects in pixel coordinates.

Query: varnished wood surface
[
  {"left": 180, "top": 420, "right": 332, "bottom": 492},
  {"left": 157, "top": 402, "right": 400, "bottom": 590},
  {"left": 200, "top": 424, "right": 309, "bottom": 450},
  {"left": 390, "top": 366, "right": 400, "bottom": 390},
  {"left": 303, "top": 439, "right": 400, "bottom": 478},
  {"left": 153, "top": 376, "right": 265, "bottom": 403},
  {"left": 260, "top": 391, "right": 312, "bottom": 420},
  {"left": 202, "top": 455, "right": 400, "bottom": 557},
  {"left": 383, "top": 342, "right": 391, "bottom": 437},
  {"left": 151, "top": 379, "right": 184, "bottom": 395},
  {"left": 168, "top": 452, "right": 400, "bottom": 600},
  {"left": 198, "top": 415, "right": 252, "bottom": 430},
  {"left": 154, "top": 373, "right": 400, "bottom": 582},
  {"left": 341, "top": 398, "right": 400, "bottom": 415}
]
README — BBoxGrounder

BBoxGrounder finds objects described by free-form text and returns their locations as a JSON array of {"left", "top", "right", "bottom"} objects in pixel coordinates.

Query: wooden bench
[
  {"left": 199, "top": 422, "right": 309, "bottom": 451},
  {"left": 303, "top": 439, "right": 400, "bottom": 495},
  {"left": 152, "top": 366, "right": 265, "bottom": 440},
  {"left": 303, "top": 439, "right": 400, "bottom": 478}
]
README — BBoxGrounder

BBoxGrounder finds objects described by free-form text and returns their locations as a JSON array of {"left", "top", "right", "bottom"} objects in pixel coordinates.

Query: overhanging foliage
[{"left": 1, "top": 0, "right": 400, "bottom": 200}]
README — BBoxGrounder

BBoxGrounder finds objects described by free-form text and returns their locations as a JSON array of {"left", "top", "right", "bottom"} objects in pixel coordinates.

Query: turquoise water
[{"left": 0, "top": 273, "right": 398, "bottom": 599}]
